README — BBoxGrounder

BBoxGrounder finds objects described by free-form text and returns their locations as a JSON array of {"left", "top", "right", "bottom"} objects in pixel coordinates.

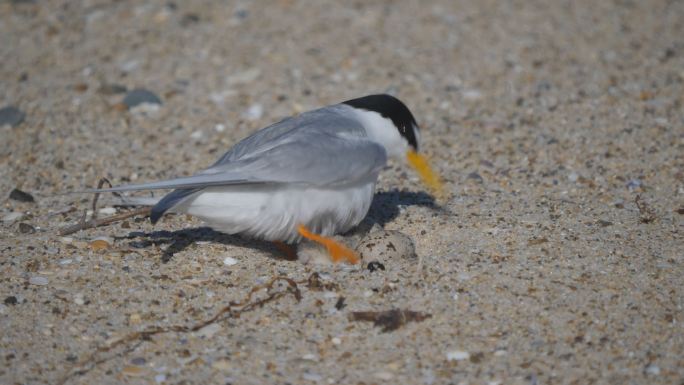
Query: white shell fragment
[{"left": 446, "top": 350, "right": 470, "bottom": 361}]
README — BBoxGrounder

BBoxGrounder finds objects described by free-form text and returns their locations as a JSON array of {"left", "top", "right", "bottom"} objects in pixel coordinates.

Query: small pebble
[
  {"left": 121, "top": 366, "right": 145, "bottom": 376},
  {"left": 58, "top": 259, "right": 73, "bottom": 265},
  {"left": 195, "top": 323, "right": 222, "bottom": 338},
  {"left": 4, "top": 296, "right": 18, "bottom": 305},
  {"left": 29, "top": 276, "right": 48, "bottom": 286},
  {"left": 130, "top": 357, "right": 147, "bottom": 366},
  {"left": 211, "top": 358, "right": 232, "bottom": 371},
  {"left": 301, "top": 353, "right": 318, "bottom": 362},
  {"left": 302, "top": 372, "right": 322, "bottom": 382},
  {"left": 74, "top": 293, "right": 85, "bottom": 305},
  {"left": 90, "top": 236, "right": 112, "bottom": 251},
  {"left": 9, "top": 188, "right": 35, "bottom": 202},
  {"left": 462, "top": 89, "right": 483, "bottom": 101},
  {"left": 154, "top": 374, "right": 166, "bottom": 383},
  {"left": 568, "top": 172, "right": 579, "bottom": 182},
  {"left": 331, "top": 337, "right": 341, "bottom": 345},
  {"left": 243, "top": 103, "right": 263, "bottom": 120},
  {"left": 18, "top": 223, "right": 35, "bottom": 234},
  {"left": 467, "top": 172, "right": 483, "bottom": 183},
  {"left": 374, "top": 371, "right": 394, "bottom": 380},
  {"left": 356, "top": 230, "right": 417, "bottom": 262},
  {"left": 214, "top": 123, "right": 226, "bottom": 132},
  {"left": 626, "top": 179, "right": 642, "bottom": 190},
  {"left": 2, "top": 212, "right": 24, "bottom": 223},
  {"left": 446, "top": 350, "right": 470, "bottom": 361},
  {"left": 98, "top": 207, "right": 117, "bottom": 215},
  {"left": 226, "top": 68, "right": 261, "bottom": 85},
  {"left": 222, "top": 257, "right": 238, "bottom": 266},
  {"left": 644, "top": 364, "right": 660, "bottom": 376},
  {"left": 0, "top": 106, "right": 25, "bottom": 127},
  {"left": 123, "top": 89, "right": 162, "bottom": 108}
]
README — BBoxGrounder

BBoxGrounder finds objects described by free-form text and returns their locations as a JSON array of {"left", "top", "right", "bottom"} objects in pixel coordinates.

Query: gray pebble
[
  {"left": 355, "top": 230, "right": 417, "bottom": 262},
  {"left": 467, "top": 172, "right": 483, "bottom": 183},
  {"left": 0, "top": 106, "right": 25, "bottom": 127},
  {"left": 29, "top": 276, "right": 48, "bottom": 286},
  {"left": 122, "top": 89, "right": 162, "bottom": 108}
]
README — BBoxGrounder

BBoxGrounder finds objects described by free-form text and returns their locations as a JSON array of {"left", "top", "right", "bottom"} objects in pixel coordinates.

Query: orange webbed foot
[{"left": 297, "top": 225, "right": 359, "bottom": 264}]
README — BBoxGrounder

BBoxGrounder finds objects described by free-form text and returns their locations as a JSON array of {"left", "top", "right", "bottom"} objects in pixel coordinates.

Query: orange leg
[{"left": 297, "top": 225, "right": 360, "bottom": 264}]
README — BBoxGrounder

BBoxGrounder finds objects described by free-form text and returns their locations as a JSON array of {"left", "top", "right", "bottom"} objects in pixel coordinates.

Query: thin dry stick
[
  {"left": 58, "top": 276, "right": 302, "bottom": 385},
  {"left": 59, "top": 178, "right": 151, "bottom": 236},
  {"left": 59, "top": 207, "right": 151, "bottom": 236}
]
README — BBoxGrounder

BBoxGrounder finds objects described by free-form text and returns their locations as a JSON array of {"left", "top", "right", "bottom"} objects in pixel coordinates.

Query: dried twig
[
  {"left": 58, "top": 178, "right": 151, "bottom": 236},
  {"left": 349, "top": 309, "right": 432, "bottom": 332},
  {"left": 58, "top": 207, "right": 151, "bottom": 236},
  {"left": 58, "top": 276, "right": 302, "bottom": 385}
]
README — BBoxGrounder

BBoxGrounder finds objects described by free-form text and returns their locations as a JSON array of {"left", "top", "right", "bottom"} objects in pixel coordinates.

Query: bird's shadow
[{"left": 118, "top": 189, "right": 441, "bottom": 263}]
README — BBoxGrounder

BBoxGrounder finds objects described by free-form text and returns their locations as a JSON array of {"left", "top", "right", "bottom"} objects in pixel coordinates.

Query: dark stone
[
  {"left": 0, "top": 106, "right": 25, "bottom": 127},
  {"left": 9, "top": 188, "right": 34, "bottom": 202},
  {"left": 122, "top": 89, "right": 162, "bottom": 108},
  {"left": 18, "top": 223, "right": 35, "bottom": 234},
  {"left": 4, "top": 296, "right": 18, "bottom": 305},
  {"left": 467, "top": 172, "right": 483, "bottom": 182}
]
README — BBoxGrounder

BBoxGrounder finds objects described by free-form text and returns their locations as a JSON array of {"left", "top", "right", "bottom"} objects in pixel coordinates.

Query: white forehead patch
[{"left": 349, "top": 107, "right": 408, "bottom": 159}]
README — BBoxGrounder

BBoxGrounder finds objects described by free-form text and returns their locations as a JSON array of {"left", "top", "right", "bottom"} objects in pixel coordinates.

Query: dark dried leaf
[{"left": 349, "top": 309, "right": 431, "bottom": 332}]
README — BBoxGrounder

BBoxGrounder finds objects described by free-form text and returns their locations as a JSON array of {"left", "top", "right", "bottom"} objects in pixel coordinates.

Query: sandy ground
[{"left": 1, "top": 0, "right": 683, "bottom": 384}]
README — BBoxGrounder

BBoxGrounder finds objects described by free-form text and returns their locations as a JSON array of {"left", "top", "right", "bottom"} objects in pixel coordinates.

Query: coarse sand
[{"left": 1, "top": 1, "right": 683, "bottom": 384}]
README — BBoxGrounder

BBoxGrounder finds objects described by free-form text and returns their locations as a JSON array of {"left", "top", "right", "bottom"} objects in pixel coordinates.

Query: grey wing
[
  {"left": 205, "top": 132, "right": 388, "bottom": 186},
  {"left": 84, "top": 132, "right": 386, "bottom": 193},
  {"left": 210, "top": 104, "right": 363, "bottom": 164}
]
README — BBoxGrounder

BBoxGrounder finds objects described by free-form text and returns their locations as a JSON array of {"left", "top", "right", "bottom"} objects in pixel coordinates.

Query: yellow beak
[{"left": 406, "top": 150, "right": 446, "bottom": 200}]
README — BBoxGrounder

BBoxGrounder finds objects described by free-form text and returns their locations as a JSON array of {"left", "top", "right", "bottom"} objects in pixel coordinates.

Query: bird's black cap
[{"left": 343, "top": 94, "right": 419, "bottom": 151}]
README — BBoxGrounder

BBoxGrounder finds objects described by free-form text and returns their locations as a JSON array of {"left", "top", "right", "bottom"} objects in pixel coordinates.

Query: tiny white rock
[
  {"left": 74, "top": 293, "right": 85, "bottom": 305},
  {"left": 195, "top": 323, "right": 222, "bottom": 338},
  {"left": 98, "top": 207, "right": 117, "bottom": 215},
  {"left": 446, "top": 350, "right": 470, "bottom": 361},
  {"left": 645, "top": 364, "right": 660, "bottom": 375},
  {"left": 374, "top": 371, "right": 394, "bottom": 380},
  {"left": 222, "top": 257, "right": 238, "bottom": 266},
  {"left": 214, "top": 123, "right": 226, "bottom": 132},
  {"left": 243, "top": 104, "right": 263, "bottom": 120},
  {"left": 301, "top": 353, "right": 318, "bottom": 362},
  {"left": 29, "top": 276, "right": 48, "bottom": 286}
]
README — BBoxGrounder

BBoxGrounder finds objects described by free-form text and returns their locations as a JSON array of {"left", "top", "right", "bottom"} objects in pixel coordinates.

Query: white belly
[{"left": 176, "top": 181, "right": 376, "bottom": 243}]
